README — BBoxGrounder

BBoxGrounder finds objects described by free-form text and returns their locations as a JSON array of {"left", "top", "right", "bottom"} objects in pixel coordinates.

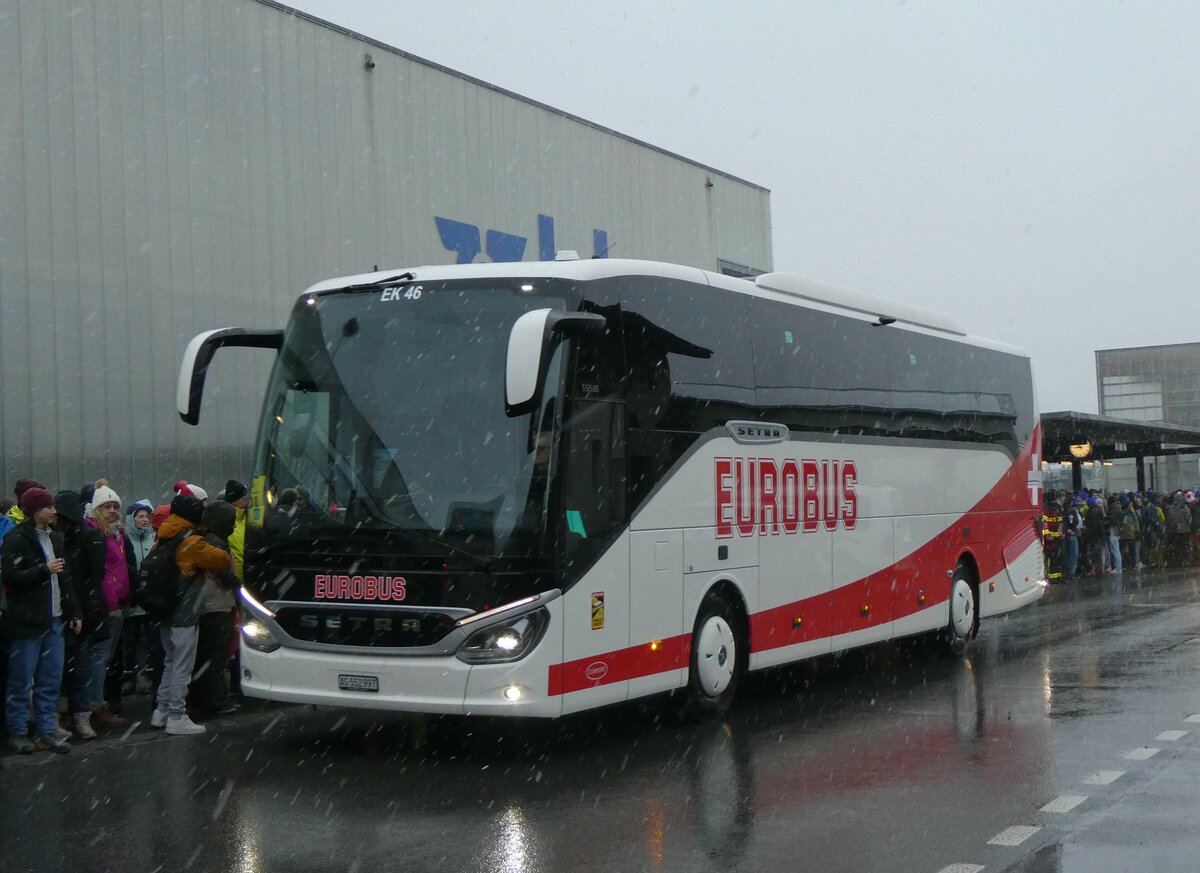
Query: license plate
[{"left": 338, "top": 674, "right": 379, "bottom": 693}]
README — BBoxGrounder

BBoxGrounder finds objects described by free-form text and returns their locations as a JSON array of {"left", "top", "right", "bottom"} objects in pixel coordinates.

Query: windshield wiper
[
  {"left": 341, "top": 272, "right": 416, "bottom": 292},
  {"left": 390, "top": 525, "right": 494, "bottom": 572}
]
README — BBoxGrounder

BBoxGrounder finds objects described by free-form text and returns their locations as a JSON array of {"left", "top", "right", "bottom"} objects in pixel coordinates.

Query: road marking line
[
  {"left": 988, "top": 826, "right": 1040, "bottom": 846},
  {"left": 1084, "top": 770, "right": 1125, "bottom": 785},
  {"left": 1157, "top": 730, "right": 1188, "bottom": 741},
  {"left": 1040, "top": 794, "right": 1087, "bottom": 813},
  {"left": 937, "top": 865, "right": 985, "bottom": 873},
  {"left": 1185, "top": 714, "right": 1200, "bottom": 724},
  {"left": 1124, "top": 747, "right": 1160, "bottom": 760}
]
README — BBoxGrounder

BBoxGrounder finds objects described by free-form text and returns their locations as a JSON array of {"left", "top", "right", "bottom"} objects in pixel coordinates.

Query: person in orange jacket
[{"left": 149, "top": 493, "right": 238, "bottom": 736}]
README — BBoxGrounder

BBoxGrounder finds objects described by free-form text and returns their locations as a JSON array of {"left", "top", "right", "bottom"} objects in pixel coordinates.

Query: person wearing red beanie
[
  {"left": 150, "top": 505, "right": 171, "bottom": 531},
  {"left": 7, "top": 477, "right": 45, "bottom": 526},
  {"left": 2, "top": 487, "right": 82, "bottom": 754}
]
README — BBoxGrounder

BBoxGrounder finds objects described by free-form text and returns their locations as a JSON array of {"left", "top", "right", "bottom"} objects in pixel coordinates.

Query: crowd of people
[
  {"left": 1041, "top": 486, "right": 1200, "bottom": 581},
  {"left": 0, "top": 477, "right": 248, "bottom": 758}
]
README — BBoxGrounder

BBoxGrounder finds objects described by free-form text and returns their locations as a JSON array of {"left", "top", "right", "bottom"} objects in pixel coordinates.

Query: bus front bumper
[{"left": 238, "top": 640, "right": 565, "bottom": 718}]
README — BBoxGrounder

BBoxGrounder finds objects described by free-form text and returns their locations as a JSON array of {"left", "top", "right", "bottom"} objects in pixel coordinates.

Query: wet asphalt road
[{"left": 5, "top": 568, "right": 1200, "bottom": 873}]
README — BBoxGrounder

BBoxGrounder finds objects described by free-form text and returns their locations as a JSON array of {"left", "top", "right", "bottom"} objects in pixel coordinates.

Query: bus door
[{"left": 556, "top": 319, "right": 633, "bottom": 712}]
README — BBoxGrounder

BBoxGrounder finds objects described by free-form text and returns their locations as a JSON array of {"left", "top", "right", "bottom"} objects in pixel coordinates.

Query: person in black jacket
[
  {"left": 2, "top": 487, "right": 81, "bottom": 754},
  {"left": 55, "top": 490, "right": 110, "bottom": 741}
]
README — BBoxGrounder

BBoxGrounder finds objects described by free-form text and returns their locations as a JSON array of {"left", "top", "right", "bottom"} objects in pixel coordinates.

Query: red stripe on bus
[
  {"left": 548, "top": 634, "right": 691, "bottom": 696},
  {"left": 549, "top": 426, "right": 1042, "bottom": 695},
  {"left": 753, "top": 426, "right": 1041, "bottom": 652}
]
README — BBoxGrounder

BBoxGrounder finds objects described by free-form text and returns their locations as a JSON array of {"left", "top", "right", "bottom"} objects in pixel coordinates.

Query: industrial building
[
  {"left": 1041, "top": 342, "right": 1200, "bottom": 493},
  {"left": 1096, "top": 342, "right": 1200, "bottom": 429},
  {"left": 0, "top": 0, "right": 773, "bottom": 502}
]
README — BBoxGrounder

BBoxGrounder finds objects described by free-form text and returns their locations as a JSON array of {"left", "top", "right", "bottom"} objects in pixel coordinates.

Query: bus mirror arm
[
  {"left": 505, "top": 310, "right": 606, "bottom": 418},
  {"left": 177, "top": 327, "right": 284, "bottom": 425}
]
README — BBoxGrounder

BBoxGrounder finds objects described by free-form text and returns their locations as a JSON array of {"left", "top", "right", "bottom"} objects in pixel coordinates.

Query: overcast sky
[{"left": 287, "top": 0, "right": 1199, "bottom": 413}]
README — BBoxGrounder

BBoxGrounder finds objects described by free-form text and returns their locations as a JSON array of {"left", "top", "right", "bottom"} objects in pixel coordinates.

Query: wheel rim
[
  {"left": 696, "top": 614, "right": 736, "bottom": 697},
  {"left": 950, "top": 577, "right": 975, "bottom": 639}
]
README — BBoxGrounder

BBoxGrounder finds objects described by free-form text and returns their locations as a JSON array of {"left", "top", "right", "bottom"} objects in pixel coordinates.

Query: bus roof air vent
[{"left": 554, "top": 250, "right": 580, "bottom": 261}]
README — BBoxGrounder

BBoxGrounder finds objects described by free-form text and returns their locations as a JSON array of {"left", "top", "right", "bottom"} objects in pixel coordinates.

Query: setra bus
[{"left": 178, "top": 257, "right": 1044, "bottom": 718}]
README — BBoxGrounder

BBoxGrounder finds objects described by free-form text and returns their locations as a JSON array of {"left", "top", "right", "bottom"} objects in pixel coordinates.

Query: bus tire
[
  {"left": 684, "top": 591, "right": 743, "bottom": 721},
  {"left": 943, "top": 564, "right": 978, "bottom": 656}
]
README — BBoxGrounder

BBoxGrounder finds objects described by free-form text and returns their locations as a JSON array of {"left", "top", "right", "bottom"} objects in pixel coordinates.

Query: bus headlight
[
  {"left": 456, "top": 608, "right": 549, "bottom": 664},
  {"left": 241, "top": 617, "right": 281, "bottom": 653}
]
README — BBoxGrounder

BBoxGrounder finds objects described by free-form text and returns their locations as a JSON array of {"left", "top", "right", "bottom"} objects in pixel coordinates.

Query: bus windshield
[{"left": 254, "top": 280, "right": 572, "bottom": 556}]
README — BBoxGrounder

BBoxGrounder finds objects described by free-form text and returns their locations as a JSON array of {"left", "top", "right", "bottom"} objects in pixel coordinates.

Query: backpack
[
  {"left": 1120, "top": 509, "right": 1140, "bottom": 541},
  {"left": 1142, "top": 505, "right": 1163, "bottom": 536},
  {"left": 1168, "top": 503, "right": 1191, "bottom": 535},
  {"left": 133, "top": 530, "right": 194, "bottom": 619}
]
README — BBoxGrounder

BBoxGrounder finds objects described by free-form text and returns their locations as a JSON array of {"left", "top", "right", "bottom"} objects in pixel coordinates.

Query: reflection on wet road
[{"left": 4, "top": 568, "right": 1200, "bottom": 873}]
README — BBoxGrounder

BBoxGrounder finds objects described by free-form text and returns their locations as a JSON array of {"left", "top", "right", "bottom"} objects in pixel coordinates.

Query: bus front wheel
[
  {"left": 943, "top": 565, "right": 978, "bottom": 656},
  {"left": 684, "top": 592, "right": 743, "bottom": 721}
]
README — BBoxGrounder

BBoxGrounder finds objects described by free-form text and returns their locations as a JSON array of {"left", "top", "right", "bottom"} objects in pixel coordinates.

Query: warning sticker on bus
[{"left": 591, "top": 592, "right": 605, "bottom": 630}]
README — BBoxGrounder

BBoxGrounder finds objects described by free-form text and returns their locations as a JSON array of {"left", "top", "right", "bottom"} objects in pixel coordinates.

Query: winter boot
[
  {"left": 72, "top": 712, "right": 98, "bottom": 740},
  {"left": 91, "top": 703, "right": 128, "bottom": 729}
]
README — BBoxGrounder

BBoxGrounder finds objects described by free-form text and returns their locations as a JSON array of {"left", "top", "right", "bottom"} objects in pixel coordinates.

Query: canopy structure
[{"left": 1041, "top": 411, "right": 1200, "bottom": 491}]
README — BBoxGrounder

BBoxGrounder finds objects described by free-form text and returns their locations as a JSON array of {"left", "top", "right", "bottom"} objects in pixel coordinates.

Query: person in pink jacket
[{"left": 84, "top": 480, "right": 135, "bottom": 728}]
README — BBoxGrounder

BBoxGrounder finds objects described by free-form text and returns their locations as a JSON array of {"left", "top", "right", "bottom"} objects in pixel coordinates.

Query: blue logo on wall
[{"left": 435, "top": 214, "right": 609, "bottom": 264}]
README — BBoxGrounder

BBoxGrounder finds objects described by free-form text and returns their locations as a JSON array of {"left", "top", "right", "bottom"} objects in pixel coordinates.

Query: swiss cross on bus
[{"left": 715, "top": 457, "right": 858, "bottom": 538}]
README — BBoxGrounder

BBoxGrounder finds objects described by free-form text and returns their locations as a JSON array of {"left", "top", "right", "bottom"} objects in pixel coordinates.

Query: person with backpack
[
  {"left": 1063, "top": 495, "right": 1082, "bottom": 578},
  {"left": 1141, "top": 492, "right": 1165, "bottom": 568},
  {"left": 1082, "top": 497, "right": 1108, "bottom": 577},
  {"left": 120, "top": 499, "right": 161, "bottom": 695},
  {"left": 54, "top": 490, "right": 111, "bottom": 740},
  {"left": 1167, "top": 491, "right": 1192, "bottom": 568},
  {"left": 1104, "top": 496, "right": 1123, "bottom": 573},
  {"left": 1119, "top": 496, "right": 1143, "bottom": 571},
  {"left": 147, "top": 493, "right": 238, "bottom": 736},
  {"left": 2, "top": 487, "right": 81, "bottom": 754},
  {"left": 189, "top": 500, "right": 241, "bottom": 717}
]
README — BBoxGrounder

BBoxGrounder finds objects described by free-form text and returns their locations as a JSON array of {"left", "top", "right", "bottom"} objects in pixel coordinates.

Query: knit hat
[
  {"left": 126, "top": 499, "right": 154, "bottom": 517},
  {"left": 173, "top": 480, "right": 209, "bottom": 501},
  {"left": 19, "top": 486, "right": 55, "bottom": 514},
  {"left": 202, "top": 500, "right": 237, "bottom": 539},
  {"left": 170, "top": 493, "right": 204, "bottom": 525},
  {"left": 150, "top": 505, "right": 171, "bottom": 530},
  {"left": 224, "top": 480, "right": 248, "bottom": 503},
  {"left": 91, "top": 483, "right": 121, "bottom": 510},
  {"left": 14, "top": 478, "right": 44, "bottom": 499},
  {"left": 53, "top": 490, "right": 86, "bottom": 526}
]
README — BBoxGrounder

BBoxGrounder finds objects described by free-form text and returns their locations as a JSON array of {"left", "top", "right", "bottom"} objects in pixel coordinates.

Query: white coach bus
[{"left": 179, "top": 257, "right": 1044, "bottom": 719}]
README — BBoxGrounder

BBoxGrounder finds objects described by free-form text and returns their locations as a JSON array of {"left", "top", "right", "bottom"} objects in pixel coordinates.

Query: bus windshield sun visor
[{"left": 178, "top": 328, "right": 284, "bottom": 425}]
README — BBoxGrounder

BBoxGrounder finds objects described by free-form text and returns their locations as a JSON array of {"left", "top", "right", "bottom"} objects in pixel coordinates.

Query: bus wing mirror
[
  {"left": 178, "top": 327, "right": 284, "bottom": 425},
  {"left": 505, "top": 310, "right": 606, "bottom": 417}
]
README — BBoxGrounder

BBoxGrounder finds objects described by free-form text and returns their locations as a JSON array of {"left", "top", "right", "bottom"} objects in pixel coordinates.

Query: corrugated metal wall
[{"left": 0, "top": 0, "right": 772, "bottom": 504}]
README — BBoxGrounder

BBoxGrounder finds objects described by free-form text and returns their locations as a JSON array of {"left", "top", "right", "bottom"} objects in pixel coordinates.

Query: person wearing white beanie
[{"left": 84, "top": 480, "right": 134, "bottom": 729}]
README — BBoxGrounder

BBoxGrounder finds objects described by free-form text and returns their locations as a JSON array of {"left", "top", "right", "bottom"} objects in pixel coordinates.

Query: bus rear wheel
[
  {"left": 684, "top": 592, "right": 743, "bottom": 721},
  {"left": 943, "top": 564, "right": 978, "bottom": 656}
]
